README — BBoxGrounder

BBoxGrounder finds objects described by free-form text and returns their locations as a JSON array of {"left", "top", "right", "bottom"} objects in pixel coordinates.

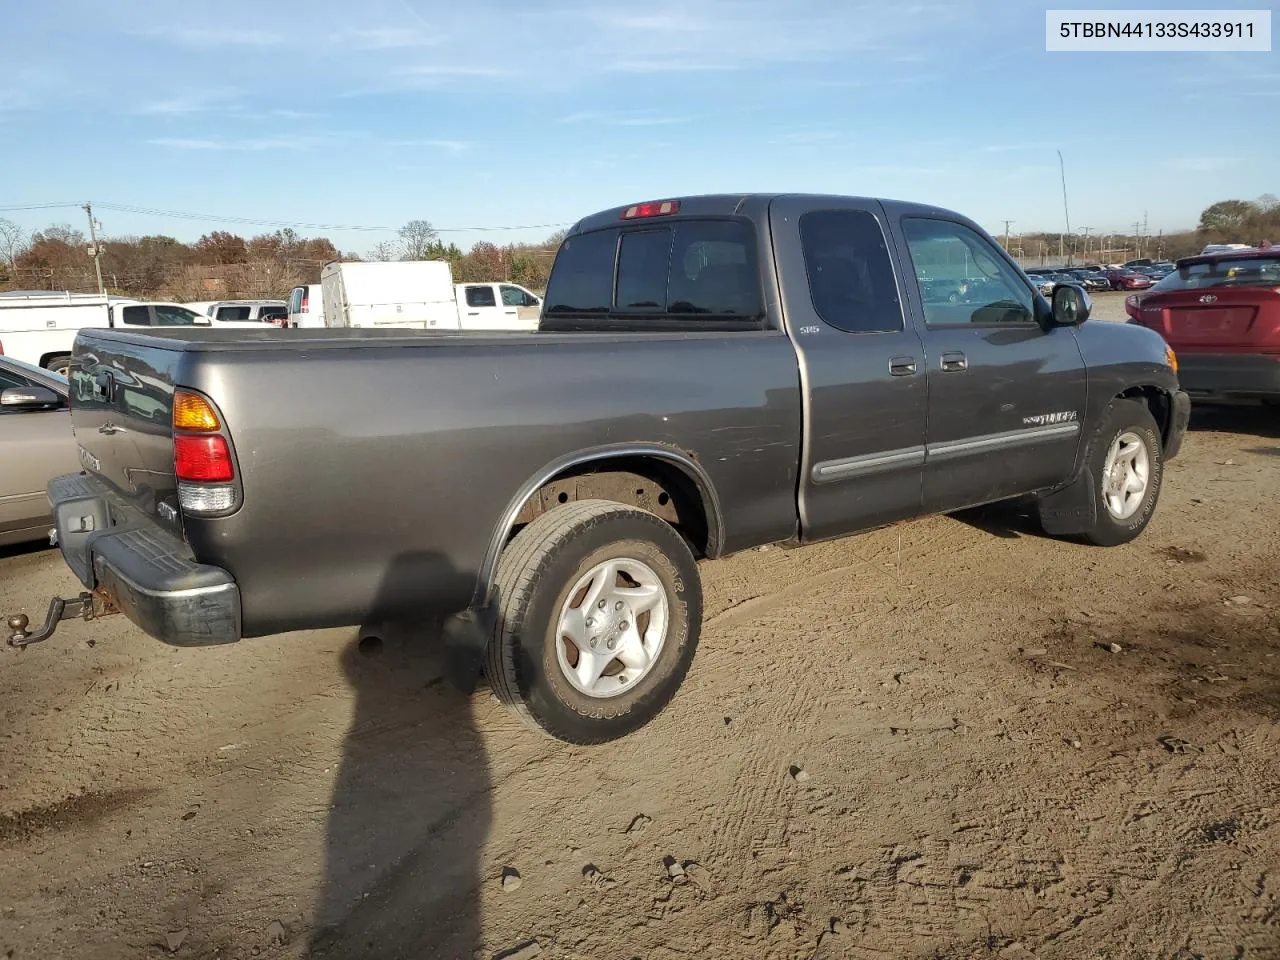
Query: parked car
[
  {"left": 0, "top": 356, "right": 77, "bottom": 547},
  {"left": 187, "top": 300, "right": 290, "bottom": 328},
  {"left": 1064, "top": 269, "right": 1111, "bottom": 291},
  {"left": 320, "top": 261, "right": 542, "bottom": 331},
  {"left": 1107, "top": 269, "right": 1154, "bottom": 291},
  {"left": 1023, "top": 271, "right": 1057, "bottom": 296},
  {"left": 286, "top": 285, "right": 324, "bottom": 329},
  {"left": 1125, "top": 247, "right": 1280, "bottom": 404},
  {"left": 0, "top": 292, "right": 211, "bottom": 375},
  {"left": 15, "top": 193, "right": 1189, "bottom": 744}
]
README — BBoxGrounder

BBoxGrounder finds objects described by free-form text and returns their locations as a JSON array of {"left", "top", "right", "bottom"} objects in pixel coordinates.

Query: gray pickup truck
[{"left": 9, "top": 194, "right": 1190, "bottom": 744}]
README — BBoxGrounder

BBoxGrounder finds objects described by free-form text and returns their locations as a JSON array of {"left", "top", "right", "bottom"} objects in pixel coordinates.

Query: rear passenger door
[
  {"left": 888, "top": 212, "right": 1087, "bottom": 512},
  {"left": 460, "top": 284, "right": 505, "bottom": 328},
  {"left": 770, "top": 197, "right": 928, "bottom": 541}
]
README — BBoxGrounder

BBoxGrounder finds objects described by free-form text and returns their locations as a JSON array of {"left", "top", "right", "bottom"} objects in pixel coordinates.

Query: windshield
[{"left": 1152, "top": 255, "right": 1280, "bottom": 292}]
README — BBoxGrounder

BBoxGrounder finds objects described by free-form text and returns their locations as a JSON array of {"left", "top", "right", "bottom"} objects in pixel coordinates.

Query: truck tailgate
[{"left": 68, "top": 333, "right": 186, "bottom": 538}]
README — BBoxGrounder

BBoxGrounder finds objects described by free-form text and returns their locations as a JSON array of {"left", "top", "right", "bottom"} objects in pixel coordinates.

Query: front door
[
  {"left": 770, "top": 196, "right": 928, "bottom": 542},
  {"left": 887, "top": 211, "right": 1088, "bottom": 513}
]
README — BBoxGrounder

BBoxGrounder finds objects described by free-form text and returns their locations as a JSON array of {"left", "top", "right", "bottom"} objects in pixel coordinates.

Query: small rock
[
  {"left": 684, "top": 861, "right": 712, "bottom": 891},
  {"left": 758, "top": 544, "right": 771, "bottom": 552},
  {"left": 789, "top": 765, "right": 810, "bottom": 783},
  {"left": 494, "top": 941, "right": 542, "bottom": 960},
  {"left": 1068, "top": 739, "right": 1082, "bottom": 749},
  {"left": 1022, "top": 647, "right": 1048, "bottom": 658},
  {"left": 1217, "top": 459, "right": 1237, "bottom": 466},
  {"left": 581, "top": 863, "right": 615, "bottom": 888},
  {"left": 625, "top": 813, "right": 651, "bottom": 834},
  {"left": 165, "top": 928, "right": 188, "bottom": 953},
  {"left": 1095, "top": 641, "right": 1123, "bottom": 654},
  {"left": 663, "top": 855, "right": 686, "bottom": 881},
  {"left": 265, "top": 920, "right": 286, "bottom": 944},
  {"left": 181, "top": 804, "right": 200, "bottom": 822},
  {"left": 500, "top": 867, "right": 522, "bottom": 892},
  {"left": 1224, "top": 595, "right": 1254, "bottom": 606}
]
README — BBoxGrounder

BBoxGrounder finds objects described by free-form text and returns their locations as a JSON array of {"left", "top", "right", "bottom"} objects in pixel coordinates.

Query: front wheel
[
  {"left": 44, "top": 354, "right": 72, "bottom": 377},
  {"left": 485, "top": 499, "right": 702, "bottom": 744},
  {"left": 1078, "top": 398, "right": 1165, "bottom": 546}
]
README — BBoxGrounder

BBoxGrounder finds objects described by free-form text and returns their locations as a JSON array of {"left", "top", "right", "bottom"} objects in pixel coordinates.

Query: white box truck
[
  {"left": 0, "top": 291, "right": 210, "bottom": 375},
  {"left": 319, "top": 261, "right": 542, "bottom": 331}
]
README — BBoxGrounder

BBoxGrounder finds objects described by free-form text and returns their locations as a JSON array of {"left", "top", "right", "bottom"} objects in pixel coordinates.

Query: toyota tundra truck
[{"left": 8, "top": 194, "right": 1190, "bottom": 744}]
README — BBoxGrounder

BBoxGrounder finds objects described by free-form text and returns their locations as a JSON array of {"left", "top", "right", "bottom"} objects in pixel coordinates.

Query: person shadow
[{"left": 307, "top": 552, "right": 495, "bottom": 960}]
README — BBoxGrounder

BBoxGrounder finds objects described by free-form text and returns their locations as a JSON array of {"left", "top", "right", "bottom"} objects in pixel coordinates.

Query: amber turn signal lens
[
  {"left": 1165, "top": 345, "right": 1178, "bottom": 374},
  {"left": 173, "top": 390, "right": 221, "bottom": 431}
]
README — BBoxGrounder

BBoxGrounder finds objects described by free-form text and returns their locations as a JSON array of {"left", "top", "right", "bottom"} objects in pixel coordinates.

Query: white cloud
[
  {"left": 383, "top": 138, "right": 469, "bottom": 153},
  {"left": 148, "top": 137, "right": 319, "bottom": 151},
  {"left": 556, "top": 111, "right": 692, "bottom": 126},
  {"left": 405, "top": 64, "right": 512, "bottom": 77},
  {"left": 346, "top": 27, "right": 439, "bottom": 49},
  {"left": 135, "top": 90, "right": 241, "bottom": 116},
  {"left": 138, "top": 26, "right": 284, "bottom": 47}
]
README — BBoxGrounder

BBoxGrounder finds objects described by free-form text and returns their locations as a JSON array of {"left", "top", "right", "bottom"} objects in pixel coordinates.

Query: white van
[
  {"left": 319, "top": 260, "right": 542, "bottom": 331},
  {"left": 0, "top": 291, "right": 210, "bottom": 375},
  {"left": 286, "top": 284, "right": 324, "bottom": 328},
  {"left": 188, "top": 299, "right": 289, "bottom": 328}
]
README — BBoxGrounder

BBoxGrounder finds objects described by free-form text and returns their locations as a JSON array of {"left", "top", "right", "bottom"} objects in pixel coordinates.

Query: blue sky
[{"left": 1, "top": 0, "right": 1276, "bottom": 253}]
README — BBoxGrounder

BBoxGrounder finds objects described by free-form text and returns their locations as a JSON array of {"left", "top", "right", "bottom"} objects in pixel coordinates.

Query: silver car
[{"left": 0, "top": 356, "right": 78, "bottom": 547}]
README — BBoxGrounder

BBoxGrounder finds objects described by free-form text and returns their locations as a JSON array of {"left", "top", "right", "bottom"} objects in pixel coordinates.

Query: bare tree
[
  {"left": 0, "top": 218, "right": 27, "bottom": 275},
  {"left": 368, "top": 240, "right": 399, "bottom": 262},
  {"left": 397, "top": 219, "right": 438, "bottom": 260}
]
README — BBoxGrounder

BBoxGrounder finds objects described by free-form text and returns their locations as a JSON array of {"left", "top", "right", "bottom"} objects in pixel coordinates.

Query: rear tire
[
  {"left": 485, "top": 499, "right": 702, "bottom": 744},
  {"left": 1078, "top": 398, "right": 1164, "bottom": 547},
  {"left": 43, "top": 354, "right": 71, "bottom": 377}
]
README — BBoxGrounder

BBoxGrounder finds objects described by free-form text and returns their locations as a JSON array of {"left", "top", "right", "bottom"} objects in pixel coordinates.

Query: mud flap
[
  {"left": 441, "top": 601, "right": 498, "bottom": 694},
  {"left": 1036, "top": 465, "right": 1097, "bottom": 536}
]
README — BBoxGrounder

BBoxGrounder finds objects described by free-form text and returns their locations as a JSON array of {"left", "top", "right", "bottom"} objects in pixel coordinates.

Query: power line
[{"left": 0, "top": 200, "right": 568, "bottom": 235}]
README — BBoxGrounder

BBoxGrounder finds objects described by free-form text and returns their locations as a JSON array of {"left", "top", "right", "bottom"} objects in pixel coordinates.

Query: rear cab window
[
  {"left": 543, "top": 218, "right": 763, "bottom": 329},
  {"left": 215, "top": 306, "right": 252, "bottom": 322},
  {"left": 465, "top": 285, "right": 497, "bottom": 308},
  {"left": 798, "top": 210, "right": 903, "bottom": 333}
]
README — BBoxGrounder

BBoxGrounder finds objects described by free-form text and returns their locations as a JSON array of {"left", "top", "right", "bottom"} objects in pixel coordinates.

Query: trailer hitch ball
[{"left": 7, "top": 614, "right": 30, "bottom": 644}]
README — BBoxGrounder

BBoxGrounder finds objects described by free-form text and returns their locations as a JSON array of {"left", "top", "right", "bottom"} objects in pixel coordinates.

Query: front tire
[
  {"left": 485, "top": 499, "right": 702, "bottom": 744},
  {"left": 44, "top": 354, "right": 71, "bottom": 377},
  {"left": 1079, "top": 398, "right": 1164, "bottom": 546}
]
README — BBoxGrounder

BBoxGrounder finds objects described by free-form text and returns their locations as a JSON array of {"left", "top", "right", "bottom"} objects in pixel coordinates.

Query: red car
[
  {"left": 1106, "top": 268, "right": 1153, "bottom": 290},
  {"left": 1125, "top": 246, "right": 1280, "bottom": 404}
]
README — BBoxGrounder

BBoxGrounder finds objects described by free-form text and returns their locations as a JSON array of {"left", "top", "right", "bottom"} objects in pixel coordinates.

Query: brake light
[
  {"left": 621, "top": 200, "right": 680, "bottom": 219},
  {"left": 173, "top": 390, "right": 221, "bottom": 431},
  {"left": 300, "top": 289, "right": 309, "bottom": 310},
  {"left": 174, "top": 434, "right": 234, "bottom": 482}
]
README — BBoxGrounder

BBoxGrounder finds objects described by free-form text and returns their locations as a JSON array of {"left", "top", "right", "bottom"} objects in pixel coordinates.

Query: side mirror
[
  {"left": 1051, "top": 283, "right": 1090, "bottom": 326},
  {"left": 1, "top": 386, "right": 62, "bottom": 409}
]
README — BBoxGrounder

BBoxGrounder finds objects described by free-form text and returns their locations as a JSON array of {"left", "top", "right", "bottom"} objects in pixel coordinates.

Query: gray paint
[{"left": 62, "top": 193, "right": 1184, "bottom": 642}]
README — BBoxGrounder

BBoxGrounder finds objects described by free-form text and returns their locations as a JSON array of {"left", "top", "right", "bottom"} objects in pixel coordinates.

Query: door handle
[
  {"left": 940, "top": 352, "right": 968, "bottom": 372},
  {"left": 889, "top": 356, "right": 917, "bottom": 377}
]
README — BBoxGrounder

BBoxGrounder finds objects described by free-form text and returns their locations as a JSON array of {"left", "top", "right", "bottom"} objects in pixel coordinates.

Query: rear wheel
[
  {"left": 43, "top": 354, "right": 71, "bottom": 377},
  {"left": 485, "top": 499, "right": 702, "bottom": 744},
  {"left": 1078, "top": 399, "right": 1164, "bottom": 546}
]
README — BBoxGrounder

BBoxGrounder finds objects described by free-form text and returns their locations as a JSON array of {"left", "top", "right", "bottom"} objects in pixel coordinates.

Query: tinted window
[
  {"left": 153, "top": 305, "right": 201, "bottom": 326},
  {"left": 799, "top": 210, "right": 903, "bottom": 333},
  {"left": 545, "top": 230, "right": 617, "bottom": 315},
  {"left": 1152, "top": 255, "right": 1280, "bottom": 292},
  {"left": 667, "top": 220, "right": 762, "bottom": 317},
  {"left": 215, "top": 306, "right": 252, "bottom": 321},
  {"left": 464, "top": 285, "right": 496, "bottom": 308},
  {"left": 902, "top": 219, "right": 1035, "bottom": 326},
  {"left": 0, "top": 367, "right": 31, "bottom": 390},
  {"left": 121, "top": 305, "right": 150, "bottom": 325},
  {"left": 616, "top": 229, "right": 672, "bottom": 311},
  {"left": 260, "top": 306, "right": 288, "bottom": 321}
]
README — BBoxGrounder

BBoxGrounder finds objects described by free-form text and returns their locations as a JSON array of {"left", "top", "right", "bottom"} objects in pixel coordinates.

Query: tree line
[{"left": 0, "top": 217, "right": 564, "bottom": 301}]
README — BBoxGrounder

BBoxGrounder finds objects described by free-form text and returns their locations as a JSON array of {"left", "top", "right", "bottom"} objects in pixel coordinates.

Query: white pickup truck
[
  {"left": 0, "top": 291, "right": 210, "bottom": 375},
  {"left": 320, "top": 260, "right": 542, "bottom": 331}
]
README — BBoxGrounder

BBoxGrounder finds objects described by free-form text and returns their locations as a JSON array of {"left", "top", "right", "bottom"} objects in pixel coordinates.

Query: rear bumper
[
  {"left": 48, "top": 473, "right": 241, "bottom": 646},
  {"left": 1177, "top": 352, "right": 1280, "bottom": 400}
]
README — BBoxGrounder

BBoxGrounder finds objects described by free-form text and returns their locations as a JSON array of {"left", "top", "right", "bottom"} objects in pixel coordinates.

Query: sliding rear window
[{"left": 544, "top": 219, "right": 763, "bottom": 328}]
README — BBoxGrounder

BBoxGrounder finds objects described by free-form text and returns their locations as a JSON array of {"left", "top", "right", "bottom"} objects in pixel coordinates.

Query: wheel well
[
  {"left": 511, "top": 456, "right": 714, "bottom": 558},
  {"left": 39, "top": 351, "right": 71, "bottom": 369},
  {"left": 1118, "top": 385, "right": 1172, "bottom": 445}
]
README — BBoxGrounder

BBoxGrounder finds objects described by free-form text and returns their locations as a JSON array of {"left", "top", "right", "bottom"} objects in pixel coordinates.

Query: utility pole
[
  {"left": 83, "top": 202, "right": 106, "bottom": 295},
  {"left": 1079, "top": 226, "right": 1093, "bottom": 261},
  {"left": 1002, "top": 219, "right": 1015, "bottom": 251},
  {"left": 1057, "top": 149, "right": 1073, "bottom": 265},
  {"left": 1132, "top": 220, "right": 1142, "bottom": 260}
]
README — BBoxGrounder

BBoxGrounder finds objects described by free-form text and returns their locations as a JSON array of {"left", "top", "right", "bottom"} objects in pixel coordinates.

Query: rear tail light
[
  {"left": 171, "top": 388, "right": 239, "bottom": 516},
  {"left": 621, "top": 200, "right": 680, "bottom": 219},
  {"left": 300, "top": 290, "right": 309, "bottom": 310},
  {"left": 174, "top": 434, "right": 234, "bottom": 482}
]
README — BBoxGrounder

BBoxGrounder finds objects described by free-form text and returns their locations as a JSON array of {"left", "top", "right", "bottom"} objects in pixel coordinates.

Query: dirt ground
[{"left": 2, "top": 401, "right": 1278, "bottom": 960}]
